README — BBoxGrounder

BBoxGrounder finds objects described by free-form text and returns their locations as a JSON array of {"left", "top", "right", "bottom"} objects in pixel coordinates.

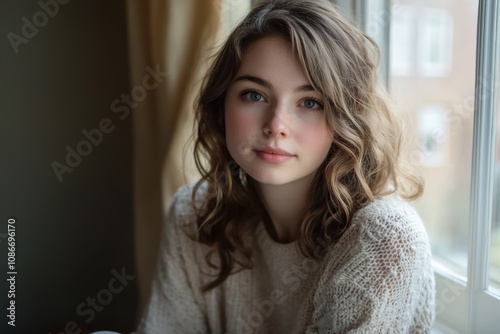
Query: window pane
[
  {"left": 390, "top": 0, "right": 479, "bottom": 277},
  {"left": 490, "top": 67, "right": 500, "bottom": 291}
]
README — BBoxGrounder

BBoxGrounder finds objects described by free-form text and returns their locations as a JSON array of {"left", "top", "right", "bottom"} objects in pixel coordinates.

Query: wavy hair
[{"left": 191, "top": 0, "right": 423, "bottom": 292}]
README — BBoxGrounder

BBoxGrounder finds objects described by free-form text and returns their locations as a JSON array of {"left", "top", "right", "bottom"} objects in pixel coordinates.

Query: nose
[{"left": 263, "top": 105, "right": 289, "bottom": 138}]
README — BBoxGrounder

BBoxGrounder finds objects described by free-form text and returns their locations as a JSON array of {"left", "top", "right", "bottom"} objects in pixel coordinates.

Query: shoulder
[
  {"left": 350, "top": 195, "right": 429, "bottom": 244},
  {"left": 168, "top": 179, "right": 209, "bottom": 228},
  {"left": 311, "top": 196, "right": 435, "bottom": 332},
  {"left": 159, "top": 180, "right": 211, "bottom": 257},
  {"left": 354, "top": 194, "right": 421, "bottom": 223},
  {"left": 325, "top": 195, "right": 432, "bottom": 274}
]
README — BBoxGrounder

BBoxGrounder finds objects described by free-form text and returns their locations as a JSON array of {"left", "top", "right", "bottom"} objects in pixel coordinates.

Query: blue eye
[
  {"left": 242, "top": 91, "right": 265, "bottom": 102},
  {"left": 301, "top": 98, "right": 323, "bottom": 110}
]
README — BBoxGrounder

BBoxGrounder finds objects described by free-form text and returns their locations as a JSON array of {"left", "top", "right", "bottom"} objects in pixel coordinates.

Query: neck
[{"left": 255, "top": 172, "right": 316, "bottom": 243}]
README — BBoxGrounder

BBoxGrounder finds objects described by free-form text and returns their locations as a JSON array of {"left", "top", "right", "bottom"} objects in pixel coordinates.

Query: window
[
  {"left": 386, "top": 0, "right": 499, "bottom": 332},
  {"left": 388, "top": 0, "right": 476, "bottom": 282}
]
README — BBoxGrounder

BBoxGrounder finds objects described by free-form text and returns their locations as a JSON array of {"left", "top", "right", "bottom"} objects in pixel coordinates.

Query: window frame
[{"left": 467, "top": 0, "right": 500, "bottom": 332}]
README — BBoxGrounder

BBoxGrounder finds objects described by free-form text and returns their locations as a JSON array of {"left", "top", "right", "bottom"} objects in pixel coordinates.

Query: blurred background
[
  {"left": 0, "top": 0, "right": 499, "bottom": 333},
  {"left": 1, "top": 0, "right": 136, "bottom": 333}
]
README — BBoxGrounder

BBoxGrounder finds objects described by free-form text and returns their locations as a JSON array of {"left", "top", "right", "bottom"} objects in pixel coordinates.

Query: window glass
[{"left": 390, "top": 0, "right": 479, "bottom": 277}]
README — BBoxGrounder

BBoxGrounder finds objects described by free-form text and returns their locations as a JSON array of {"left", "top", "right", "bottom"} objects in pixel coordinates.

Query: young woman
[{"left": 138, "top": 0, "right": 435, "bottom": 333}]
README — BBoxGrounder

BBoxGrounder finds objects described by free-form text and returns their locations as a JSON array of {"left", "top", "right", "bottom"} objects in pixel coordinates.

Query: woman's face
[{"left": 224, "top": 35, "right": 334, "bottom": 186}]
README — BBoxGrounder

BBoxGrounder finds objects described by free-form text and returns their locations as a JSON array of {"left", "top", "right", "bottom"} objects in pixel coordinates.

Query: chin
[{"left": 246, "top": 171, "right": 297, "bottom": 186}]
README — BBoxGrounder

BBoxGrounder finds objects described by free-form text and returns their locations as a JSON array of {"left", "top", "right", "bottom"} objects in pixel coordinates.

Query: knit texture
[{"left": 138, "top": 181, "right": 435, "bottom": 334}]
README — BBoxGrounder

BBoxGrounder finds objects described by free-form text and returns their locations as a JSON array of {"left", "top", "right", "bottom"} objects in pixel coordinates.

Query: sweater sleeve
[
  {"left": 137, "top": 185, "right": 209, "bottom": 334},
  {"left": 306, "top": 199, "right": 435, "bottom": 334}
]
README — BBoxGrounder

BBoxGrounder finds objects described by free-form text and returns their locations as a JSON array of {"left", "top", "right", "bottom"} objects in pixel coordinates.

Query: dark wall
[{"left": 0, "top": 0, "right": 138, "bottom": 333}]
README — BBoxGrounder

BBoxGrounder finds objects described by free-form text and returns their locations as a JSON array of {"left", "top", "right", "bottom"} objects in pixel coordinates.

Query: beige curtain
[{"left": 126, "top": 0, "right": 221, "bottom": 313}]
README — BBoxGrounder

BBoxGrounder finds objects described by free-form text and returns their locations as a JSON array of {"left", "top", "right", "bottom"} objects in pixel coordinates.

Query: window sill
[{"left": 431, "top": 320, "right": 462, "bottom": 334}]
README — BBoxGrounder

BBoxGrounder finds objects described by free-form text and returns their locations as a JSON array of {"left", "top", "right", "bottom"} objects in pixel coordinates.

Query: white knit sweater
[{"left": 138, "top": 182, "right": 435, "bottom": 333}]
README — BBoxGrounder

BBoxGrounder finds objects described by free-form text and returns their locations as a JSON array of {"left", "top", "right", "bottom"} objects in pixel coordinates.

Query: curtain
[{"left": 126, "top": 0, "right": 220, "bottom": 313}]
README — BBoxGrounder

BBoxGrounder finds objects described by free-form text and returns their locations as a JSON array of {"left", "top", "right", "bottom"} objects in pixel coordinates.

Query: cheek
[
  {"left": 298, "top": 123, "right": 333, "bottom": 152},
  {"left": 224, "top": 102, "right": 257, "bottom": 151},
  {"left": 226, "top": 112, "right": 247, "bottom": 136},
  {"left": 225, "top": 99, "right": 259, "bottom": 135},
  {"left": 301, "top": 129, "right": 333, "bottom": 166}
]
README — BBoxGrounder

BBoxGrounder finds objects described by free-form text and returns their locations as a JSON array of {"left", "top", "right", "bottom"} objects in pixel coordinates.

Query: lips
[
  {"left": 254, "top": 146, "right": 295, "bottom": 163},
  {"left": 255, "top": 146, "right": 294, "bottom": 156}
]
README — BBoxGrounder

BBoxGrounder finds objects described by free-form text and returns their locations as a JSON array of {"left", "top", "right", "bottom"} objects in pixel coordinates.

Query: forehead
[{"left": 235, "top": 35, "right": 310, "bottom": 87}]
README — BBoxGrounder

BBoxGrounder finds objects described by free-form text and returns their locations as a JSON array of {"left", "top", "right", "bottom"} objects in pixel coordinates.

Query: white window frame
[
  {"left": 467, "top": 1, "right": 500, "bottom": 333},
  {"left": 333, "top": 0, "right": 500, "bottom": 332}
]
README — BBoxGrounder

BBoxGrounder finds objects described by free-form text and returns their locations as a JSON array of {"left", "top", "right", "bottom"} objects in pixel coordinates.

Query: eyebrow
[{"left": 233, "top": 75, "right": 316, "bottom": 93}]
